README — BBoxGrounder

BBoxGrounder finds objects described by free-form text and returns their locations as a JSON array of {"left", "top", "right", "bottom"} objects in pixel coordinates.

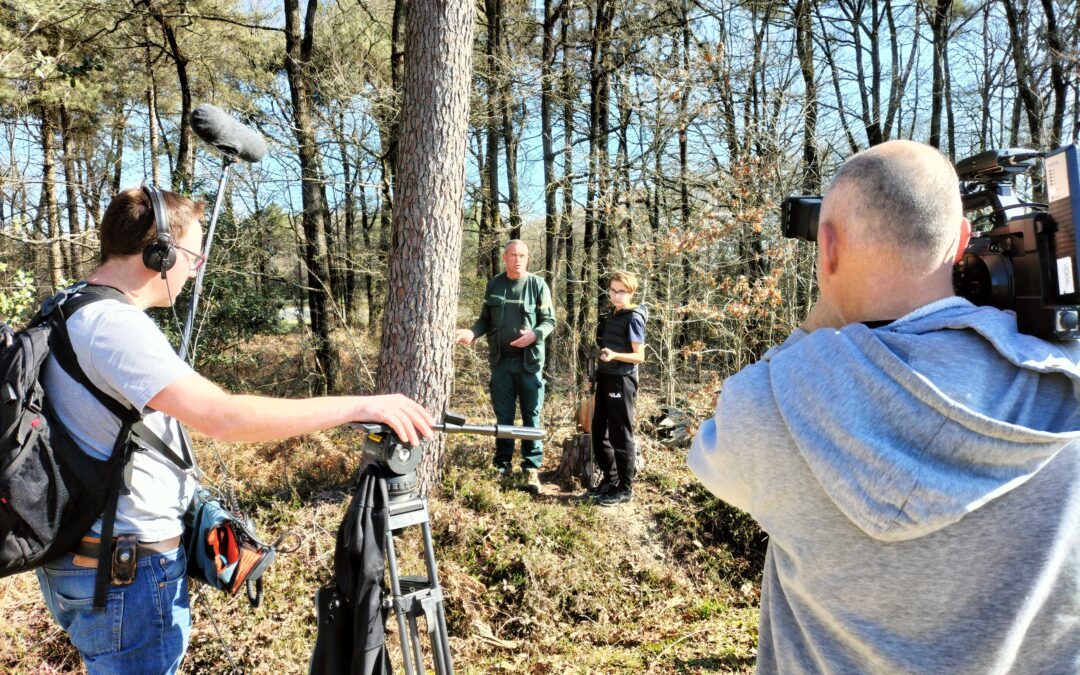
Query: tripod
[
  {"left": 310, "top": 413, "right": 543, "bottom": 674},
  {"left": 384, "top": 493, "right": 453, "bottom": 675}
]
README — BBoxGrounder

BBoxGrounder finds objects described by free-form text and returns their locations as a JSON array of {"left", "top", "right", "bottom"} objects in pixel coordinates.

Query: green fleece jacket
[{"left": 469, "top": 272, "right": 555, "bottom": 373}]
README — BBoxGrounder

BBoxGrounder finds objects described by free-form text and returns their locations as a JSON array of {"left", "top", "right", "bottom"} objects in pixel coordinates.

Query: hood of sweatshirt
[{"left": 766, "top": 296, "right": 1080, "bottom": 542}]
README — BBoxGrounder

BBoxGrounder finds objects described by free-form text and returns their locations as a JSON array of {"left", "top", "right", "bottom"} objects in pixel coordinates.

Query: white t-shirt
[{"left": 42, "top": 297, "right": 198, "bottom": 541}]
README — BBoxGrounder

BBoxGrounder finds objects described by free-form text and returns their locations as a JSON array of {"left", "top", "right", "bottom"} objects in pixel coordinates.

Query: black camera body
[{"left": 781, "top": 145, "right": 1080, "bottom": 341}]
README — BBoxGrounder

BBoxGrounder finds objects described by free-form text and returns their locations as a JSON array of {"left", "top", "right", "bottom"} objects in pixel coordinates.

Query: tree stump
[{"left": 555, "top": 433, "right": 601, "bottom": 491}]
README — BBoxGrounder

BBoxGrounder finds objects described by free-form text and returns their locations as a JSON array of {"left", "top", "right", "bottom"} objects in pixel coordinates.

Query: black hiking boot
[
  {"left": 585, "top": 479, "right": 618, "bottom": 501},
  {"left": 598, "top": 487, "right": 632, "bottom": 507}
]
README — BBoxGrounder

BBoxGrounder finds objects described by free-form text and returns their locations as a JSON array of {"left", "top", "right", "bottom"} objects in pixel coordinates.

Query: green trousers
[{"left": 490, "top": 357, "right": 545, "bottom": 470}]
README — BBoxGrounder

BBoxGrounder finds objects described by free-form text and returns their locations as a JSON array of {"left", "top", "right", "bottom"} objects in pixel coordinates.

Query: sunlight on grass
[{"left": 0, "top": 334, "right": 760, "bottom": 673}]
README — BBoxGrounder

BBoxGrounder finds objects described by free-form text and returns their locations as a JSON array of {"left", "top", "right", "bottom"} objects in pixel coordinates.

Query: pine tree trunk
[
  {"left": 144, "top": 14, "right": 160, "bottom": 187},
  {"left": 541, "top": 0, "right": 559, "bottom": 362},
  {"left": 153, "top": 8, "right": 194, "bottom": 193},
  {"left": 284, "top": 0, "right": 338, "bottom": 392},
  {"left": 499, "top": 0, "right": 521, "bottom": 241},
  {"left": 377, "top": 0, "right": 475, "bottom": 495},
  {"left": 41, "top": 106, "right": 63, "bottom": 289},
  {"left": 794, "top": 0, "right": 819, "bottom": 193},
  {"left": 483, "top": 0, "right": 502, "bottom": 268},
  {"left": 560, "top": 5, "right": 578, "bottom": 382},
  {"left": 59, "top": 104, "right": 83, "bottom": 280},
  {"left": 337, "top": 117, "right": 357, "bottom": 325}
]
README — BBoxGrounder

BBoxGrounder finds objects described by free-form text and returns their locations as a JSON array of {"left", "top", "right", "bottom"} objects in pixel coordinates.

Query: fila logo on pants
[{"left": 608, "top": 391, "right": 622, "bottom": 399}]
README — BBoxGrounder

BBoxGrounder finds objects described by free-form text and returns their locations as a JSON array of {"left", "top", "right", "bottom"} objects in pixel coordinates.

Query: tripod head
[{"left": 355, "top": 411, "right": 544, "bottom": 499}]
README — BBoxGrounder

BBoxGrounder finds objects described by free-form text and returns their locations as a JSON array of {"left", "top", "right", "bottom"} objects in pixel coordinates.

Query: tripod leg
[
  {"left": 434, "top": 603, "right": 453, "bottom": 675},
  {"left": 421, "top": 520, "right": 454, "bottom": 675},
  {"left": 385, "top": 529, "right": 417, "bottom": 675},
  {"left": 408, "top": 613, "right": 427, "bottom": 674}
]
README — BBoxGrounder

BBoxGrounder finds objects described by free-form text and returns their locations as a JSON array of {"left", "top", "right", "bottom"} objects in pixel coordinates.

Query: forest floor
[{"left": 0, "top": 332, "right": 761, "bottom": 674}]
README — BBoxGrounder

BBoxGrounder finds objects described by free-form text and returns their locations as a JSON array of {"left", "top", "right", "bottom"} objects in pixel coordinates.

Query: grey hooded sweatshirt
[{"left": 688, "top": 297, "right": 1079, "bottom": 674}]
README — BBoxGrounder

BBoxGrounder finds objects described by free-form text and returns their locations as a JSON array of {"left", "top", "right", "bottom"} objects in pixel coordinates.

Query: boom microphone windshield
[{"left": 190, "top": 103, "right": 267, "bottom": 163}]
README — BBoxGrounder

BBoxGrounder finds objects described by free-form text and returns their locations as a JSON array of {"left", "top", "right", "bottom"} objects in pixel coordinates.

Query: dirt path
[{"left": 536, "top": 462, "right": 668, "bottom": 566}]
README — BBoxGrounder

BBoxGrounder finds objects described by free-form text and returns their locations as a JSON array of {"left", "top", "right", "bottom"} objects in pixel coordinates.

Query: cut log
[{"left": 554, "top": 433, "right": 601, "bottom": 490}]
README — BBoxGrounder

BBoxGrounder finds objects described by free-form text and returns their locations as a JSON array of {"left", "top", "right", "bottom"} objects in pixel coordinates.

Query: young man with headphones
[{"left": 36, "top": 187, "right": 434, "bottom": 674}]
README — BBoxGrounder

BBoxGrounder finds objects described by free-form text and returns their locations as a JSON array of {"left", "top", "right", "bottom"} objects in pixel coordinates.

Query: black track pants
[{"left": 591, "top": 372, "right": 638, "bottom": 487}]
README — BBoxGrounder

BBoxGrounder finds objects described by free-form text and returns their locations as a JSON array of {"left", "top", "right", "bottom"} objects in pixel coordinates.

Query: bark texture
[{"left": 377, "top": 0, "right": 475, "bottom": 495}]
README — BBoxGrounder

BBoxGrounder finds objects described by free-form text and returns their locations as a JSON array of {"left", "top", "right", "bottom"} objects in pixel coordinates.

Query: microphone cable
[{"left": 163, "top": 273, "right": 187, "bottom": 350}]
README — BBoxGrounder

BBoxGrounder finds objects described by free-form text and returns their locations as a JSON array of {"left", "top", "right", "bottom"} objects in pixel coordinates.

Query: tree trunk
[
  {"left": 500, "top": 7, "right": 521, "bottom": 240},
  {"left": 483, "top": 0, "right": 503, "bottom": 269},
  {"left": 1001, "top": 0, "right": 1043, "bottom": 150},
  {"left": 817, "top": 11, "right": 859, "bottom": 154},
  {"left": 109, "top": 103, "right": 126, "bottom": 194},
  {"left": 75, "top": 137, "right": 100, "bottom": 231},
  {"left": 840, "top": 0, "right": 883, "bottom": 146},
  {"left": 360, "top": 184, "right": 374, "bottom": 326},
  {"left": 794, "top": 0, "right": 819, "bottom": 193},
  {"left": 560, "top": 4, "right": 578, "bottom": 381},
  {"left": 928, "top": 0, "right": 950, "bottom": 150},
  {"left": 555, "top": 433, "right": 600, "bottom": 491},
  {"left": 502, "top": 101, "right": 521, "bottom": 240},
  {"left": 944, "top": 40, "right": 956, "bottom": 160},
  {"left": 677, "top": 0, "right": 693, "bottom": 348},
  {"left": 979, "top": 6, "right": 993, "bottom": 149},
  {"left": 1039, "top": 0, "right": 1067, "bottom": 149},
  {"left": 587, "top": 0, "right": 613, "bottom": 322},
  {"left": 144, "top": 14, "right": 161, "bottom": 186},
  {"left": 41, "top": 106, "right": 63, "bottom": 289},
  {"left": 370, "top": 0, "right": 405, "bottom": 329},
  {"left": 284, "top": 0, "right": 338, "bottom": 392},
  {"left": 377, "top": 0, "right": 475, "bottom": 495},
  {"left": 541, "top": 0, "right": 559, "bottom": 319},
  {"left": 337, "top": 115, "right": 357, "bottom": 325},
  {"left": 475, "top": 125, "right": 492, "bottom": 278},
  {"left": 152, "top": 6, "right": 194, "bottom": 193},
  {"left": 59, "top": 104, "right": 83, "bottom": 280}
]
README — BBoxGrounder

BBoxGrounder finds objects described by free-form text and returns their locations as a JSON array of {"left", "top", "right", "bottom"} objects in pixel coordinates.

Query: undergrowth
[{"left": 0, "top": 332, "right": 761, "bottom": 673}]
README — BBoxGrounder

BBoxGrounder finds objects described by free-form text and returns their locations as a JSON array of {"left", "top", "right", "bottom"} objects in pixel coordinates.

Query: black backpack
[{"left": 0, "top": 283, "right": 191, "bottom": 608}]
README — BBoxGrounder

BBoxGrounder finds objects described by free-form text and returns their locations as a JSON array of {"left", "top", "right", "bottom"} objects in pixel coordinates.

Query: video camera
[{"left": 781, "top": 145, "right": 1080, "bottom": 341}]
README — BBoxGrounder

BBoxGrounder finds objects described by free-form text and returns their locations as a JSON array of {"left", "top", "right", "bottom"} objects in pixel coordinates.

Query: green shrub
[
  {"left": 152, "top": 267, "right": 286, "bottom": 366},
  {"left": 0, "top": 263, "right": 36, "bottom": 326}
]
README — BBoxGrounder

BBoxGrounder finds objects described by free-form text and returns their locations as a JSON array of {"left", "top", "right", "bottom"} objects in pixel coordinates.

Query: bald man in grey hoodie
[{"left": 689, "top": 140, "right": 1079, "bottom": 674}]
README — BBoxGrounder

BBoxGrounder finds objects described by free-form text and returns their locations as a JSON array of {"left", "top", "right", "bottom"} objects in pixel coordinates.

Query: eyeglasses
[
  {"left": 175, "top": 244, "right": 207, "bottom": 271},
  {"left": 609, "top": 288, "right": 631, "bottom": 296}
]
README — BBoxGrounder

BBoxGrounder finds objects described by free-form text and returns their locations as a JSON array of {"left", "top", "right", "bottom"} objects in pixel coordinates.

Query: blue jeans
[{"left": 36, "top": 545, "right": 190, "bottom": 675}]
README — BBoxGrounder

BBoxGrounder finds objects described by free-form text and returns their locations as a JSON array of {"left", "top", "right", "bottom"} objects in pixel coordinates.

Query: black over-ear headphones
[{"left": 142, "top": 184, "right": 176, "bottom": 278}]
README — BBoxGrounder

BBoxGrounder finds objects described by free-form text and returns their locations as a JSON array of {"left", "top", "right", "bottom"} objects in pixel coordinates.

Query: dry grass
[{"left": 0, "top": 333, "right": 760, "bottom": 673}]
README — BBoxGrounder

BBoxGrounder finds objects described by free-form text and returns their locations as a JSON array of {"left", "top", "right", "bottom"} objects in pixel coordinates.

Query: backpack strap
[
  {"left": 131, "top": 420, "right": 195, "bottom": 472},
  {"left": 46, "top": 284, "right": 194, "bottom": 470},
  {"left": 46, "top": 285, "right": 140, "bottom": 422},
  {"left": 92, "top": 421, "right": 138, "bottom": 609}
]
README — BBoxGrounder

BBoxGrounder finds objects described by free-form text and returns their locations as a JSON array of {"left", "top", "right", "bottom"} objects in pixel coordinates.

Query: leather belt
[{"left": 73, "top": 535, "right": 182, "bottom": 563}]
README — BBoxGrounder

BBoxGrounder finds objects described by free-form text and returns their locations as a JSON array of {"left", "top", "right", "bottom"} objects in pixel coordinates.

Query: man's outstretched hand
[{"left": 455, "top": 328, "right": 476, "bottom": 345}]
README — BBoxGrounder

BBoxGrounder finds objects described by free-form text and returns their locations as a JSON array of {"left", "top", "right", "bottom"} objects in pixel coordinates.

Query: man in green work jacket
[{"left": 456, "top": 240, "right": 555, "bottom": 494}]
